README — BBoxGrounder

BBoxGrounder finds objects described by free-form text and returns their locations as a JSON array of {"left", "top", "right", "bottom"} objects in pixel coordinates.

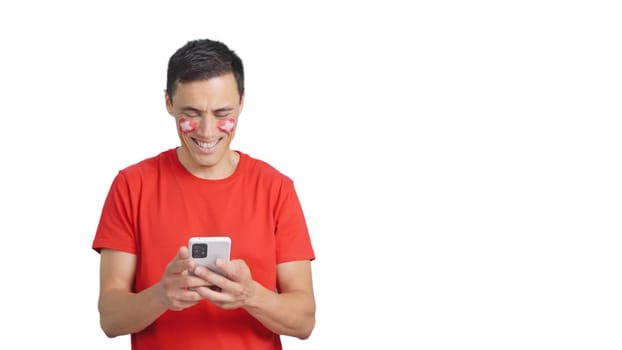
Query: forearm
[
  {"left": 99, "top": 284, "right": 168, "bottom": 338},
  {"left": 243, "top": 281, "right": 316, "bottom": 339}
]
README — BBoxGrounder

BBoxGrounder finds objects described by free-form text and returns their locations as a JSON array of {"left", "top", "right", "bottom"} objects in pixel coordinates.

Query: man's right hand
[{"left": 157, "top": 246, "right": 205, "bottom": 311}]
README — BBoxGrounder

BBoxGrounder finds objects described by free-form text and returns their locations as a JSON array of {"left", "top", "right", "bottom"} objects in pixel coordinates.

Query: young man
[{"left": 92, "top": 38, "right": 316, "bottom": 350}]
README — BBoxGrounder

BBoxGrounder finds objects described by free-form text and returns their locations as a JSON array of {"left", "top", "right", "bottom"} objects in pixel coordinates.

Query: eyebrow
[
  {"left": 180, "top": 106, "right": 234, "bottom": 115},
  {"left": 180, "top": 106, "right": 203, "bottom": 115},
  {"left": 213, "top": 107, "right": 234, "bottom": 114}
]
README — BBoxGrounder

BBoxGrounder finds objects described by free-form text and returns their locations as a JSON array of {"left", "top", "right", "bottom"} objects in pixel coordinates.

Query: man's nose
[{"left": 196, "top": 115, "right": 218, "bottom": 138}]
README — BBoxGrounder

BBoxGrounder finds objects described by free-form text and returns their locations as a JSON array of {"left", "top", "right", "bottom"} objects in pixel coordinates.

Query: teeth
[{"left": 196, "top": 139, "right": 218, "bottom": 149}]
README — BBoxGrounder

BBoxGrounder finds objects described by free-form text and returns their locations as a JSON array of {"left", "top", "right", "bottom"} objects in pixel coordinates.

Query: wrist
[
  {"left": 153, "top": 281, "right": 171, "bottom": 309},
  {"left": 243, "top": 280, "right": 267, "bottom": 310}
]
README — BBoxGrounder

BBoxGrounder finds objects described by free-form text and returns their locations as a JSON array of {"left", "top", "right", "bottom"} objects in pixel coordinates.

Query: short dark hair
[{"left": 166, "top": 38, "right": 244, "bottom": 103}]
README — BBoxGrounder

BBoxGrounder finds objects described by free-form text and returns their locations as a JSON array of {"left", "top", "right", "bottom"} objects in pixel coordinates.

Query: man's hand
[
  {"left": 190, "top": 258, "right": 257, "bottom": 309},
  {"left": 157, "top": 246, "right": 206, "bottom": 311}
]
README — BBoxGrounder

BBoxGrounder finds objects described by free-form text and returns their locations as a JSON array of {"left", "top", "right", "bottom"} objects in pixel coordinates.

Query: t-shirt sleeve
[
  {"left": 274, "top": 178, "right": 315, "bottom": 263},
  {"left": 92, "top": 171, "right": 137, "bottom": 255}
]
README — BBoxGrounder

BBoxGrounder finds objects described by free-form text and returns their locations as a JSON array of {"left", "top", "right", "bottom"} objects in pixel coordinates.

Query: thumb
[
  {"left": 177, "top": 245, "right": 190, "bottom": 259},
  {"left": 167, "top": 246, "right": 191, "bottom": 274}
]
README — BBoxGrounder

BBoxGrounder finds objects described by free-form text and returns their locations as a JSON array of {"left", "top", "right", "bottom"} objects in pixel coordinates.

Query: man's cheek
[
  {"left": 218, "top": 118, "right": 236, "bottom": 133},
  {"left": 179, "top": 117, "right": 198, "bottom": 133}
]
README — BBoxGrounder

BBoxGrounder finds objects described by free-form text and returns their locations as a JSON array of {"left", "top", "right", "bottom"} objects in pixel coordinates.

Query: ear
[{"left": 164, "top": 90, "right": 175, "bottom": 117}]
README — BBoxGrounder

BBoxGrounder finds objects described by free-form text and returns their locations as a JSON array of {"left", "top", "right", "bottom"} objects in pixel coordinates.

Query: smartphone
[{"left": 188, "top": 236, "right": 231, "bottom": 276}]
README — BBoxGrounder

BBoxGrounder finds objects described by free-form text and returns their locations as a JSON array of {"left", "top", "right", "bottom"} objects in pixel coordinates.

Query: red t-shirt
[{"left": 92, "top": 149, "right": 315, "bottom": 350}]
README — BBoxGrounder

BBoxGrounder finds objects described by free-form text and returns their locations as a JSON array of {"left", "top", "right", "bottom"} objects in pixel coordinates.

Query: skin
[
  {"left": 167, "top": 73, "right": 243, "bottom": 180},
  {"left": 97, "top": 73, "right": 316, "bottom": 340}
]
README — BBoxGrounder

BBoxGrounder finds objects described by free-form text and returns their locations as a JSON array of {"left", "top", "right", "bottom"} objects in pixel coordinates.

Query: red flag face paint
[
  {"left": 218, "top": 118, "right": 236, "bottom": 134},
  {"left": 179, "top": 117, "right": 198, "bottom": 133},
  {"left": 179, "top": 116, "right": 235, "bottom": 136}
]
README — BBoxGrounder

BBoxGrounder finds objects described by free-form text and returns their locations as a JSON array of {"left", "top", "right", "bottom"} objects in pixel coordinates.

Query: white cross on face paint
[
  {"left": 218, "top": 118, "right": 236, "bottom": 133},
  {"left": 179, "top": 117, "right": 198, "bottom": 133}
]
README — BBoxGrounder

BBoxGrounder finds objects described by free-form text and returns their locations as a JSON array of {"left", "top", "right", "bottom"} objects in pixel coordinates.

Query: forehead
[{"left": 171, "top": 73, "right": 240, "bottom": 107}]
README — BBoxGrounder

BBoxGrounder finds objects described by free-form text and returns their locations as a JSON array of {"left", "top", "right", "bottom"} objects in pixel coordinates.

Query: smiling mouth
[{"left": 193, "top": 137, "right": 220, "bottom": 150}]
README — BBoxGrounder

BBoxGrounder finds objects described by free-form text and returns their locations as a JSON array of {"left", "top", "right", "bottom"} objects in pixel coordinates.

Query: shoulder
[
  {"left": 239, "top": 151, "right": 293, "bottom": 185},
  {"left": 117, "top": 148, "right": 176, "bottom": 180}
]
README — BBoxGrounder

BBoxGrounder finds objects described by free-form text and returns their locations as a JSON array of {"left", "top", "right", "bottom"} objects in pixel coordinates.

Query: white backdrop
[{"left": 0, "top": 1, "right": 620, "bottom": 349}]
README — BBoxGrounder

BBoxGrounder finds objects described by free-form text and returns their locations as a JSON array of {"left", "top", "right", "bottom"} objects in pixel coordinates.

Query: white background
[{"left": 1, "top": 1, "right": 620, "bottom": 349}]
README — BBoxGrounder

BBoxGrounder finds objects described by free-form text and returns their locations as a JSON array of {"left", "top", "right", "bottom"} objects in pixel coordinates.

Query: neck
[{"left": 177, "top": 148, "right": 240, "bottom": 180}]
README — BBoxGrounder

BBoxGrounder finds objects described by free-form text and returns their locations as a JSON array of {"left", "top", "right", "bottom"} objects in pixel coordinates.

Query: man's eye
[{"left": 215, "top": 114, "right": 230, "bottom": 119}]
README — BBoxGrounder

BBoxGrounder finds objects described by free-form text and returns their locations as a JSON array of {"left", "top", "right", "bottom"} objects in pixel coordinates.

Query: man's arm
[
  {"left": 192, "top": 259, "right": 316, "bottom": 339},
  {"left": 98, "top": 247, "right": 202, "bottom": 337},
  {"left": 245, "top": 260, "right": 316, "bottom": 339}
]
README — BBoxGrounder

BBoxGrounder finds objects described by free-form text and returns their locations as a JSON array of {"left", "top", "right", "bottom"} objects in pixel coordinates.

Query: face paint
[
  {"left": 218, "top": 118, "right": 236, "bottom": 134},
  {"left": 179, "top": 117, "right": 198, "bottom": 133}
]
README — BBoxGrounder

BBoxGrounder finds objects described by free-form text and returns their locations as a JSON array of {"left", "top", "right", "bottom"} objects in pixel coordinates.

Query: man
[{"left": 92, "top": 38, "right": 316, "bottom": 350}]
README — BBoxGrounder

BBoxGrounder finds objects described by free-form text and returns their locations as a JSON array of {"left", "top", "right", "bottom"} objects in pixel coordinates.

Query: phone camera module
[{"left": 191, "top": 243, "right": 208, "bottom": 258}]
